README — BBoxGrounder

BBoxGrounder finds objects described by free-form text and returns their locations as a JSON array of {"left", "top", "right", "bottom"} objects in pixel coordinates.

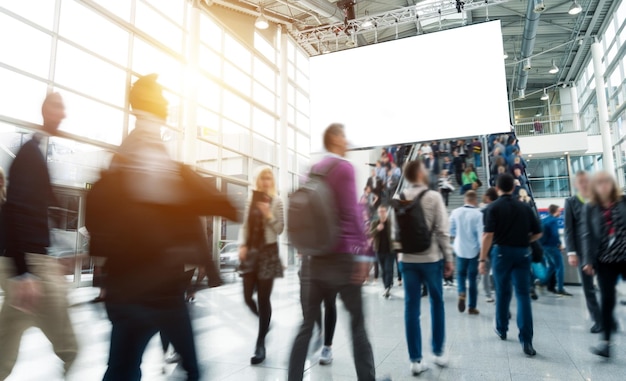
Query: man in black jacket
[
  {"left": 564, "top": 170, "right": 602, "bottom": 333},
  {"left": 0, "top": 93, "right": 78, "bottom": 379}
]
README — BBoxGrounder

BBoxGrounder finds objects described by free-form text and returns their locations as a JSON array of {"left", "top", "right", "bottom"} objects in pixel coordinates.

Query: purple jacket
[{"left": 312, "top": 156, "right": 369, "bottom": 256}]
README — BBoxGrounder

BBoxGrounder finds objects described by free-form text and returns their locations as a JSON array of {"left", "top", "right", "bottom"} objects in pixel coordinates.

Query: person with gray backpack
[{"left": 287, "top": 124, "right": 390, "bottom": 381}]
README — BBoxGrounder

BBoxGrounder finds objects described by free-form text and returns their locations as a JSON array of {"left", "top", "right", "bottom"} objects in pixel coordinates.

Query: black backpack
[{"left": 392, "top": 190, "right": 432, "bottom": 253}]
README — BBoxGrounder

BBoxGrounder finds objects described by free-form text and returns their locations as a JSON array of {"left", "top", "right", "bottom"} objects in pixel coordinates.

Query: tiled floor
[{"left": 3, "top": 269, "right": 626, "bottom": 381}]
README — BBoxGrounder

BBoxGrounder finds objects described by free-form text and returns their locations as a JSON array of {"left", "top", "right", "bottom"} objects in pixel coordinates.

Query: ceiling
[{"left": 210, "top": 0, "right": 616, "bottom": 109}]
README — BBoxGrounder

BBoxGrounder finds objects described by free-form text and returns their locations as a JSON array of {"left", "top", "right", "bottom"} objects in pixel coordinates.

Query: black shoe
[
  {"left": 556, "top": 290, "right": 573, "bottom": 297},
  {"left": 590, "top": 342, "right": 610, "bottom": 358},
  {"left": 620, "top": 300, "right": 626, "bottom": 306},
  {"left": 494, "top": 328, "right": 507, "bottom": 341},
  {"left": 530, "top": 291, "right": 538, "bottom": 300},
  {"left": 522, "top": 342, "right": 537, "bottom": 356},
  {"left": 590, "top": 323, "right": 604, "bottom": 334},
  {"left": 250, "top": 345, "right": 266, "bottom": 365}
]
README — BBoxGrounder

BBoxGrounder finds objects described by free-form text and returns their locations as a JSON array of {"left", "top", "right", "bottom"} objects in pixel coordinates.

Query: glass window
[
  {"left": 253, "top": 57, "right": 276, "bottom": 92},
  {"left": 222, "top": 150, "right": 248, "bottom": 180},
  {"left": 296, "top": 132, "right": 310, "bottom": 153},
  {"left": 287, "top": 39, "right": 296, "bottom": 63},
  {"left": 252, "top": 82, "right": 275, "bottom": 112},
  {"left": 618, "top": 0, "right": 626, "bottom": 25},
  {"left": 197, "top": 76, "right": 221, "bottom": 112},
  {"left": 223, "top": 62, "right": 251, "bottom": 97},
  {"left": 570, "top": 155, "right": 600, "bottom": 173},
  {"left": 142, "top": 0, "right": 185, "bottom": 26},
  {"left": 222, "top": 119, "right": 250, "bottom": 153},
  {"left": 252, "top": 107, "right": 276, "bottom": 139},
  {"left": 222, "top": 181, "right": 247, "bottom": 241},
  {"left": 287, "top": 127, "right": 295, "bottom": 149},
  {"left": 609, "top": 66, "right": 622, "bottom": 91},
  {"left": 607, "top": 42, "right": 618, "bottom": 66},
  {"left": 222, "top": 90, "right": 250, "bottom": 128},
  {"left": 528, "top": 178, "right": 571, "bottom": 198},
  {"left": 0, "top": 13, "right": 51, "bottom": 78},
  {"left": 297, "top": 154, "right": 310, "bottom": 175},
  {"left": 197, "top": 107, "right": 220, "bottom": 142},
  {"left": 200, "top": 13, "right": 222, "bottom": 51},
  {"left": 296, "top": 70, "right": 310, "bottom": 93},
  {"left": 526, "top": 158, "right": 568, "bottom": 178},
  {"left": 296, "top": 112, "right": 310, "bottom": 133},
  {"left": 91, "top": 0, "right": 132, "bottom": 21},
  {"left": 196, "top": 139, "right": 219, "bottom": 172},
  {"left": 48, "top": 136, "right": 113, "bottom": 187},
  {"left": 59, "top": 0, "right": 129, "bottom": 65},
  {"left": 55, "top": 41, "right": 127, "bottom": 107},
  {"left": 135, "top": 1, "right": 183, "bottom": 53},
  {"left": 58, "top": 90, "right": 125, "bottom": 145},
  {"left": 132, "top": 37, "right": 183, "bottom": 94},
  {"left": 224, "top": 34, "right": 251, "bottom": 73},
  {"left": 199, "top": 44, "right": 222, "bottom": 78},
  {"left": 252, "top": 133, "right": 275, "bottom": 163},
  {"left": 296, "top": 89, "right": 309, "bottom": 114},
  {"left": 295, "top": 47, "right": 309, "bottom": 74},
  {"left": 254, "top": 32, "right": 275, "bottom": 63},
  {"left": 287, "top": 150, "right": 296, "bottom": 172},
  {"left": 0, "top": 68, "right": 48, "bottom": 124},
  {"left": 1, "top": 0, "right": 55, "bottom": 29},
  {"left": 288, "top": 105, "right": 296, "bottom": 125},
  {"left": 287, "top": 83, "right": 296, "bottom": 105}
]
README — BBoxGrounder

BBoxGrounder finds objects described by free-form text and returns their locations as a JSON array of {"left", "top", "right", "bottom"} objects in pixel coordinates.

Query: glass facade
[
  {"left": 527, "top": 155, "right": 602, "bottom": 198},
  {"left": 0, "top": 0, "right": 311, "bottom": 284}
]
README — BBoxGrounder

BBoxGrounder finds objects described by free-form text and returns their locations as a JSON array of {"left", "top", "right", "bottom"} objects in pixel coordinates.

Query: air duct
[{"left": 516, "top": 0, "right": 542, "bottom": 95}]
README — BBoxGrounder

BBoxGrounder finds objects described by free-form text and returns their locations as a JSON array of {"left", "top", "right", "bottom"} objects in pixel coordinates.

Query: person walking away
[
  {"left": 437, "top": 170, "right": 454, "bottom": 207},
  {"left": 471, "top": 138, "right": 482, "bottom": 168},
  {"left": 452, "top": 150, "right": 465, "bottom": 187},
  {"left": 391, "top": 160, "right": 454, "bottom": 375},
  {"left": 539, "top": 205, "right": 572, "bottom": 296},
  {"left": 288, "top": 124, "right": 389, "bottom": 381},
  {"left": 0, "top": 93, "right": 78, "bottom": 380},
  {"left": 370, "top": 206, "right": 394, "bottom": 298},
  {"left": 480, "top": 188, "right": 499, "bottom": 303},
  {"left": 450, "top": 191, "right": 483, "bottom": 315},
  {"left": 582, "top": 171, "right": 626, "bottom": 358},
  {"left": 479, "top": 173, "right": 542, "bottom": 356},
  {"left": 564, "top": 171, "right": 602, "bottom": 333},
  {"left": 86, "top": 75, "right": 237, "bottom": 381},
  {"left": 461, "top": 166, "right": 479, "bottom": 195},
  {"left": 239, "top": 167, "right": 285, "bottom": 365}
]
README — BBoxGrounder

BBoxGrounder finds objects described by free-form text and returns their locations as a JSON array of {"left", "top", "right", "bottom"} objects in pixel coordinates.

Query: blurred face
[
  {"left": 378, "top": 207, "right": 388, "bottom": 220},
  {"left": 514, "top": 168, "right": 521, "bottom": 177},
  {"left": 332, "top": 131, "right": 348, "bottom": 157},
  {"left": 575, "top": 174, "right": 590, "bottom": 198},
  {"left": 498, "top": 166, "right": 505, "bottom": 174},
  {"left": 259, "top": 172, "right": 274, "bottom": 194},
  {"left": 42, "top": 93, "right": 66, "bottom": 134},
  {"left": 593, "top": 174, "right": 615, "bottom": 202}
]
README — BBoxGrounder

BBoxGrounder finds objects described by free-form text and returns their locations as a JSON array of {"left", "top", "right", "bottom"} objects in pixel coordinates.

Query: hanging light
[
  {"left": 255, "top": 12, "right": 269, "bottom": 30},
  {"left": 503, "top": 51, "right": 509, "bottom": 59},
  {"left": 345, "top": 34, "right": 356, "bottom": 47},
  {"left": 361, "top": 19, "right": 374, "bottom": 29},
  {"left": 549, "top": 59, "right": 559, "bottom": 74},
  {"left": 541, "top": 89, "right": 549, "bottom": 101},
  {"left": 518, "top": 89, "right": 526, "bottom": 99},
  {"left": 568, "top": 0, "right": 582, "bottom": 15},
  {"left": 523, "top": 58, "right": 532, "bottom": 71}
]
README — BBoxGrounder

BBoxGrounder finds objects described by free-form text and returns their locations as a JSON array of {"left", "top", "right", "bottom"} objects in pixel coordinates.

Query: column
[
  {"left": 182, "top": 0, "right": 200, "bottom": 165},
  {"left": 591, "top": 40, "right": 615, "bottom": 176},
  {"left": 278, "top": 26, "right": 291, "bottom": 265},
  {"left": 570, "top": 86, "right": 581, "bottom": 132}
]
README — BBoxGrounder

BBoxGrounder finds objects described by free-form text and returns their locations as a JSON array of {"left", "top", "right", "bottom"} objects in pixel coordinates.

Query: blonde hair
[
  {"left": 518, "top": 188, "right": 531, "bottom": 203},
  {"left": 590, "top": 171, "right": 622, "bottom": 205},
  {"left": 255, "top": 167, "right": 277, "bottom": 197}
]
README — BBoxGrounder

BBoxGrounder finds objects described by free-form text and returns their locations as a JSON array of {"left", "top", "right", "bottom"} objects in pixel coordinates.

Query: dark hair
[
  {"left": 548, "top": 204, "right": 559, "bottom": 215},
  {"left": 484, "top": 187, "right": 499, "bottom": 202},
  {"left": 496, "top": 173, "right": 515, "bottom": 193},
  {"left": 323, "top": 123, "right": 345, "bottom": 150},
  {"left": 404, "top": 160, "right": 423, "bottom": 184},
  {"left": 129, "top": 74, "right": 168, "bottom": 119}
]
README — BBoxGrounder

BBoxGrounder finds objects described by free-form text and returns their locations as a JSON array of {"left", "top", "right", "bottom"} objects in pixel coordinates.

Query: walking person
[
  {"left": 392, "top": 160, "right": 454, "bottom": 375},
  {"left": 0, "top": 93, "right": 78, "bottom": 380},
  {"left": 479, "top": 173, "right": 542, "bottom": 356},
  {"left": 480, "top": 188, "right": 499, "bottom": 303},
  {"left": 471, "top": 138, "right": 483, "bottom": 168},
  {"left": 582, "top": 172, "right": 626, "bottom": 358},
  {"left": 452, "top": 150, "right": 465, "bottom": 186},
  {"left": 450, "top": 191, "right": 483, "bottom": 315},
  {"left": 538, "top": 205, "right": 572, "bottom": 296},
  {"left": 288, "top": 124, "right": 388, "bottom": 381},
  {"left": 239, "top": 167, "right": 285, "bottom": 365},
  {"left": 369, "top": 206, "right": 394, "bottom": 299},
  {"left": 564, "top": 171, "right": 602, "bottom": 333}
]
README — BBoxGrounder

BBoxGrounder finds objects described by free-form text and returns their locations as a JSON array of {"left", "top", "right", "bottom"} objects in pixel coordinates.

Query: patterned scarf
[{"left": 599, "top": 203, "right": 626, "bottom": 264}]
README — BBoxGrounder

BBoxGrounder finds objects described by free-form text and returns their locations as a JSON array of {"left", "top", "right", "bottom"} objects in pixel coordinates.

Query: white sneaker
[
  {"left": 433, "top": 353, "right": 448, "bottom": 367},
  {"left": 410, "top": 361, "right": 428, "bottom": 375},
  {"left": 319, "top": 346, "right": 333, "bottom": 365}
]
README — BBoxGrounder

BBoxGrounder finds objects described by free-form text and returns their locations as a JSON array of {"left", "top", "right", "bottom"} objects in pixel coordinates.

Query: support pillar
[
  {"left": 591, "top": 40, "right": 615, "bottom": 176},
  {"left": 278, "top": 26, "right": 291, "bottom": 265},
  {"left": 182, "top": 0, "right": 200, "bottom": 166},
  {"left": 569, "top": 86, "right": 581, "bottom": 132}
]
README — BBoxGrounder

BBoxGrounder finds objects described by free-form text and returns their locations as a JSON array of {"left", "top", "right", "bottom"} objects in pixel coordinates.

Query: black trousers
[
  {"left": 577, "top": 254, "right": 601, "bottom": 325},
  {"left": 289, "top": 254, "right": 375, "bottom": 381},
  {"left": 378, "top": 252, "right": 395, "bottom": 289},
  {"left": 596, "top": 261, "right": 626, "bottom": 342},
  {"left": 103, "top": 299, "right": 198, "bottom": 381},
  {"left": 242, "top": 273, "right": 274, "bottom": 347}
]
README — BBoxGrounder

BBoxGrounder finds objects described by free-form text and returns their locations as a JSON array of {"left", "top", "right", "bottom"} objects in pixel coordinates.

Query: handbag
[
  {"left": 475, "top": 179, "right": 483, "bottom": 187},
  {"left": 530, "top": 241, "right": 544, "bottom": 263},
  {"left": 238, "top": 247, "right": 259, "bottom": 275}
]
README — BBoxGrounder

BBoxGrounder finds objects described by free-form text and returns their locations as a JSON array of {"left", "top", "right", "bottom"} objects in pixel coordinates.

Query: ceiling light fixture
[
  {"left": 549, "top": 60, "right": 559, "bottom": 74},
  {"left": 345, "top": 34, "right": 356, "bottom": 47},
  {"left": 523, "top": 58, "right": 532, "bottom": 71},
  {"left": 568, "top": 0, "right": 582, "bottom": 15},
  {"left": 518, "top": 89, "right": 526, "bottom": 99},
  {"left": 541, "top": 89, "right": 549, "bottom": 101},
  {"left": 255, "top": 12, "right": 269, "bottom": 30}
]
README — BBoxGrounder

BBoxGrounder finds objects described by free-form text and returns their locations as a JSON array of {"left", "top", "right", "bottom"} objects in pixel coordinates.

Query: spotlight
[
  {"left": 519, "top": 89, "right": 525, "bottom": 99},
  {"left": 255, "top": 13, "right": 269, "bottom": 30},
  {"left": 361, "top": 19, "right": 374, "bottom": 29},
  {"left": 523, "top": 58, "right": 532, "bottom": 71},
  {"left": 549, "top": 60, "right": 559, "bottom": 74},
  {"left": 541, "top": 90, "right": 549, "bottom": 101},
  {"left": 568, "top": 0, "right": 582, "bottom": 15},
  {"left": 533, "top": 0, "right": 546, "bottom": 13},
  {"left": 503, "top": 51, "right": 509, "bottom": 59},
  {"left": 345, "top": 35, "right": 356, "bottom": 47}
]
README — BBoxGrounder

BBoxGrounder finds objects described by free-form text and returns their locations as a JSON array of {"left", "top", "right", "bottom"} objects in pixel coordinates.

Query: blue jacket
[{"left": 541, "top": 215, "right": 561, "bottom": 248}]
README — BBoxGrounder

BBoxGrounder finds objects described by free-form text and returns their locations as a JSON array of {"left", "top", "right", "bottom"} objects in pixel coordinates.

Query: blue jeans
[
  {"left": 474, "top": 153, "right": 481, "bottom": 167},
  {"left": 491, "top": 245, "right": 533, "bottom": 344},
  {"left": 543, "top": 246, "right": 564, "bottom": 292},
  {"left": 457, "top": 257, "right": 479, "bottom": 309},
  {"left": 399, "top": 260, "right": 445, "bottom": 362},
  {"left": 378, "top": 252, "right": 395, "bottom": 289}
]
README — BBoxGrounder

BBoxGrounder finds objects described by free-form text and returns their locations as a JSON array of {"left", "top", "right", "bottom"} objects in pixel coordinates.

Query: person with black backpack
[{"left": 391, "top": 160, "right": 454, "bottom": 376}]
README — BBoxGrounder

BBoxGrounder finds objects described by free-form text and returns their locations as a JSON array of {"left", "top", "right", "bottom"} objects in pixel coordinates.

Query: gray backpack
[{"left": 288, "top": 160, "right": 340, "bottom": 256}]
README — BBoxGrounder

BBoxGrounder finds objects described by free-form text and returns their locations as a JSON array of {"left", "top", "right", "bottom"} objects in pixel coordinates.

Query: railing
[
  {"left": 514, "top": 115, "right": 581, "bottom": 137},
  {"left": 527, "top": 177, "right": 572, "bottom": 198}
]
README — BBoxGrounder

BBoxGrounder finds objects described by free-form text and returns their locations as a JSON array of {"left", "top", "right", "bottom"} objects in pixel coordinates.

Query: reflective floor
[{"left": 4, "top": 269, "right": 626, "bottom": 381}]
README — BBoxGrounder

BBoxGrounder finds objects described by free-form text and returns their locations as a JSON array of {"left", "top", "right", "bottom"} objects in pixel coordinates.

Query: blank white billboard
[{"left": 309, "top": 21, "right": 510, "bottom": 152}]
